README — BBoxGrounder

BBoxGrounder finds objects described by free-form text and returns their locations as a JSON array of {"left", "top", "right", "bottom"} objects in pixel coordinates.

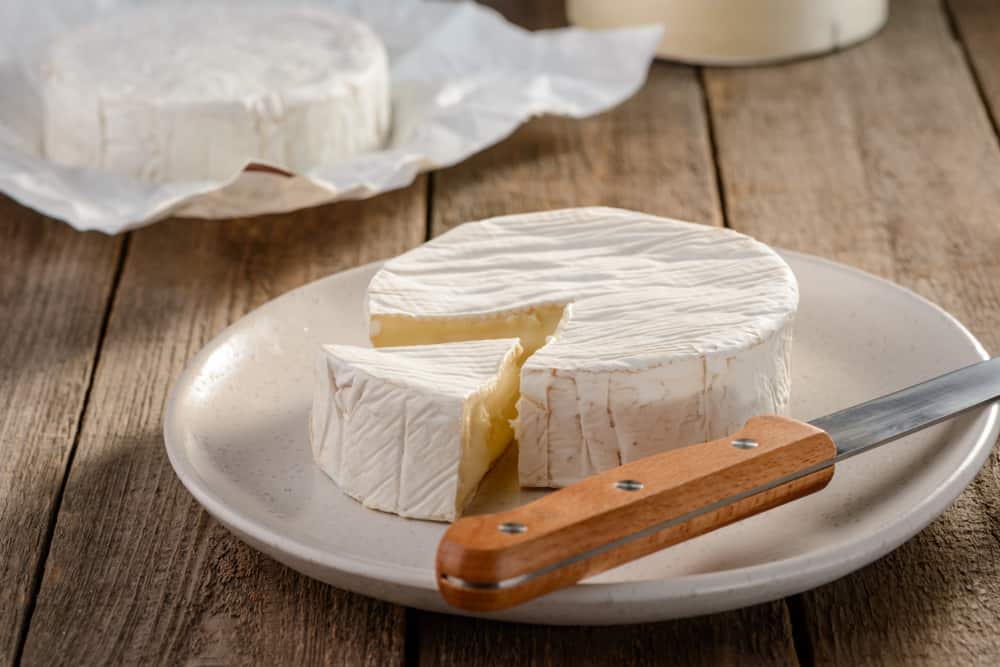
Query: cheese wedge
[
  {"left": 367, "top": 207, "right": 798, "bottom": 488},
  {"left": 311, "top": 339, "right": 522, "bottom": 521},
  {"left": 42, "top": 3, "right": 389, "bottom": 181}
]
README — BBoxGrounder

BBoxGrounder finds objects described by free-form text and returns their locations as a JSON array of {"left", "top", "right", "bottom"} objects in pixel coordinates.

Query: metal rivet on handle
[
  {"left": 614, "top": 480, "right": 644, "bottom": 491},
  {"left": 731, "top": 438, "right": 759, "bottom": 449},
  {"left": 498, "top": 521, "right": 527, "bottom": 534}
]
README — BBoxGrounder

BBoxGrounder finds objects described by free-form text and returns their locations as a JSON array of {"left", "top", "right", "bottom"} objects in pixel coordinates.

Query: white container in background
[{"left": 567, "top": 0, "right": 889, "bottom": 65}]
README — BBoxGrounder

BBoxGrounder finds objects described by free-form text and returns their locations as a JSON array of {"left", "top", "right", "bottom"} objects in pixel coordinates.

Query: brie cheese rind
[
  {"left": 368, "top": 207, "right": 799, "bottom": 488},
  {"left": 42, "top": 3, "right": 389, "bottom": 182},
  {"left": 311, "top": 339, "right": 522, "bottom": 521}
]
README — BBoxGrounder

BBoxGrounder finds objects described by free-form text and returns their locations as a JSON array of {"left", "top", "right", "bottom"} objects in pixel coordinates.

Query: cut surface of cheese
[
  {"left": 367, "top": 207, "right": 799, "bottom": 487},
  {"left": 43, "top": 3, "right": 389, "bottom": 182},
  {"left": 311, "top": 338, "right": 522, "bottom": 522}
]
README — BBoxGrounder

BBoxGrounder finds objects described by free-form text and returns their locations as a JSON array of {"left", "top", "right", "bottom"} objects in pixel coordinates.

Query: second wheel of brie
[{"left": 42, "top": 3, "right": 390, "bottom": 182}]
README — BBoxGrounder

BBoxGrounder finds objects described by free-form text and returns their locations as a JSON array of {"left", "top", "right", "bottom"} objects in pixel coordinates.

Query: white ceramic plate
[{"left": 164, "top": 251, "right": 998, "bottom": 625}]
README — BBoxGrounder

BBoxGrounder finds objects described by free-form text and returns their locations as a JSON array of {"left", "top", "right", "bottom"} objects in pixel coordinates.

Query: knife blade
[
  {"left": 436, "top": 358, "right": 1000, "bottom": 612},
  {"left": 812, "top": 357, "right": 1000, "bottom": 459}
]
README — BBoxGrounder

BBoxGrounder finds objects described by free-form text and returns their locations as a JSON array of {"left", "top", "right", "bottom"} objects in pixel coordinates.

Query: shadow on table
[{"left": 7, "top": 427, "right": 994, "bottom": 666}]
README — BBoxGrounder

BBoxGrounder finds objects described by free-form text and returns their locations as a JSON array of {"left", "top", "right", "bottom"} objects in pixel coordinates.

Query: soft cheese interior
[
  {"left": 311, "top": 339, "right": 523, "bottom": 521},
  {"left": 371, "top": 305, "right": 566, "bottom": 355}
]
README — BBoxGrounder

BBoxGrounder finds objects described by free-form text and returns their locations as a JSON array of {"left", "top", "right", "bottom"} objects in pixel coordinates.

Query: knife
[{"left": 436, "top": 357, "right": 1000, "bottom": 612}]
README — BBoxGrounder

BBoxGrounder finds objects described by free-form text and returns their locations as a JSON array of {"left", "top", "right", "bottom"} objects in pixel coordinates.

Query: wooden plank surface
[
  {"left": 433, "top": 0, "right": 721, "bottom": 232},
  {"left": 703, "top": 0, "right": 1000, "bottom": 663},
  {"left": 18, "top": 186, "right": 426, "bottom": 666},
  {"left": 948, "top": 0, "right": 1000, "bottom": 129},
  {"left": 418, "top": 606, "right": 798, "bottom": 667},
  {"left": 0, "top": 198, "right": 122, "bottom": 667},
  {"left": 420, "top": 6, "right": 797, "bottom": 665},
  {"left": 6, "top": 0, "right": 1000, "bottom": 664},
  {"left": 430, "top": 60, "right": 722, "bottom": 232}
]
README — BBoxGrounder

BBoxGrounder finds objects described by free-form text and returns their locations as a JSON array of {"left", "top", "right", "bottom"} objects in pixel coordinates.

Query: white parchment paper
[{"left": 0, "top": 0, "right": 660, "bottom": 233}]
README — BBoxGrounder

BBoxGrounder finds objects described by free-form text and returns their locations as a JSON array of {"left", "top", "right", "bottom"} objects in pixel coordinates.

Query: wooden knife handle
[{"left": 436, "top": 415, "right": 836, "bottom": 612}]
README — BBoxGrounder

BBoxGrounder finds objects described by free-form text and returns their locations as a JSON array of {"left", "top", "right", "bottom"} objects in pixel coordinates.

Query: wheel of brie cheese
[
  {"left": 368, "top": 208, "right": 798, "bottom": 488},
  {"left": 313, "top": 207, "right": 798, "bottom": 520},
  {"left": 42, "top": 3, "right": 390, "bottom": 182},
  {"left": 312, "top": 339, "right": 523, "bottom": 522}
]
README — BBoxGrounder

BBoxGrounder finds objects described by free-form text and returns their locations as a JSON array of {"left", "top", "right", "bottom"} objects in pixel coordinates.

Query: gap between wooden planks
[
  {"left": 947, "top": 0, "right": 1000, "bottom": 138},
  {"left": 703, "top": 0, "right": 1000, "bottom": 663},
  {"left": 0, "top": 201, "right": 122, "bottom": 667},
  {"left": 16, "top": 187, "right": 425, "bottom": 666}
]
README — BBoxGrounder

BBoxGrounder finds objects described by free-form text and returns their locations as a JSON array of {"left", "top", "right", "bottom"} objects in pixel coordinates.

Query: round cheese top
[
  {"left": 367, "top": 207, "right": 799, "bottom": 371},
  {"left": 44, "top": 3, "right": 386, "bottom": 104}
]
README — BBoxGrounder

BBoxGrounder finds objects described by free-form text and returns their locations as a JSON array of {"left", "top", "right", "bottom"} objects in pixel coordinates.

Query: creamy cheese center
[
  {"left": 372, "top": 305, "right": 566, "bottom": 356},
  {"left": 457, "top": 353, "right": 522, "bottom": 510}
]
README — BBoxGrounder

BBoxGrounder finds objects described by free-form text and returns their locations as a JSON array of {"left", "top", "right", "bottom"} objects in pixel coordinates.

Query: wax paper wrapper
[{"left": 0, "top": 0, "right": 661, "bottom": 233}]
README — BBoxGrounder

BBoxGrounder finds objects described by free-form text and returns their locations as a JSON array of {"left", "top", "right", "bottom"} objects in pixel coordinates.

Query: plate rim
[{"left": 164, "top": 249, "right": 998, "bottom": 614}]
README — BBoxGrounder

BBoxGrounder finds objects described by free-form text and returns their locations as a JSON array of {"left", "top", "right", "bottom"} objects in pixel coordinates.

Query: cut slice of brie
[
  {"left": 367, "top": 207, "right": 799, "bottom": 488},
  {"left": 311, "top": 339, "right": 523, "bottom": 521}
]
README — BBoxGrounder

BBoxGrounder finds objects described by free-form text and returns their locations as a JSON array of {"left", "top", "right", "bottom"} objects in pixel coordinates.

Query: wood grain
[
  {"left": 948, "top": 0, "right": 1000, "bottom": 131},
  {"left": 417, "top": 605, "right": 800, "bottom": 667},
  {"left": 420, "top": 2, "right": 798, "bottom": 663},
  {"left": 431, "top": 56, "right": 722, "bottom": 233},
  {"left": 0, "top": 197, "right": 122, "bottom": 666},
  {"left": 479, "top": 0, "right": 569, "bottom": 30},
  {"left": 439, "top": 417, "right": 835, "bottom": 612},
  {"left": 430, "top": 58, "right": 721, "bottom": 233},
  {"left": 704, "top": 0, "right": 1000, "bottom": 663},
  {"left": 18, "top": 185, "right": 426, "bottom": 666}
]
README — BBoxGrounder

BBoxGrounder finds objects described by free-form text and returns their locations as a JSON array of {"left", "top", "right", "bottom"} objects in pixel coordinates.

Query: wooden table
[{"left": 3, "top": 1, "right": 1000, "bottom": 664}]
